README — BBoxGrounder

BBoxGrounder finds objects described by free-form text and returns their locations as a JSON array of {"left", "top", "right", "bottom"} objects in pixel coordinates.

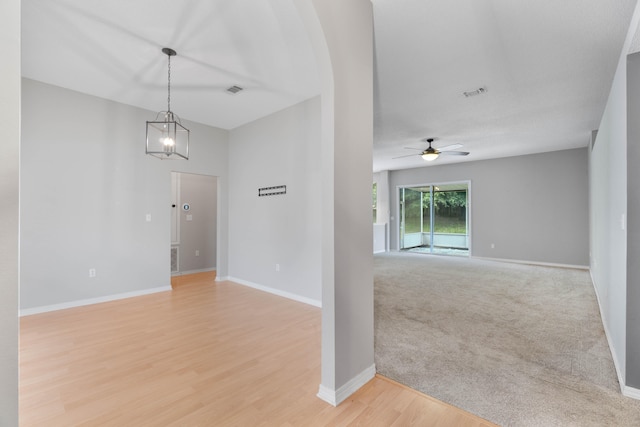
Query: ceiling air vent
[
  {"left": 226, "top": 85, "right": 243, "bottom": 94},
  {"left": 463, "top": 87, "right": 487, "bottom": 97}
]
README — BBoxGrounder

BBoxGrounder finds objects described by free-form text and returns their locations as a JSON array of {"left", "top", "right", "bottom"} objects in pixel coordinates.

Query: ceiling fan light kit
[
  {"left": 421, "top": 138, "right": 440, "bottom": 161},
  {"left": 421, "top": 150, "right": 439, "bottom": 161},
  {"left": 146, "top": 47, "right": 190, "bottom": 160},
  {"left": 421, "top": 153, "right": 439, "bottom": 161}
]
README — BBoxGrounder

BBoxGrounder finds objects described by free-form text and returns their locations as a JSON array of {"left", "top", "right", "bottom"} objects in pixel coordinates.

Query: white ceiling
[
  {"left": 22, "top": 0, "right": 638, "bottom": 172},
  {"left": 21, "top": 0, "right": 320, "bottom": 130},
  {"left": 372, "top": 0, "right": 638, "bottom": 171}
]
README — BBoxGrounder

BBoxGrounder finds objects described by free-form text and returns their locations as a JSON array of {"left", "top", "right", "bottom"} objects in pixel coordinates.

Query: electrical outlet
[
  {"left": 491, "top": 243, "right": 495, "bottom": 249},
  {"left": 276, "top": 264, "right": 280, "bottom": 272},
  {"left": 89, "top": 268, "right": 96, "bottom": 278},
  {"left": 195, "top": 250, "right": 200, "bottom": 256}
]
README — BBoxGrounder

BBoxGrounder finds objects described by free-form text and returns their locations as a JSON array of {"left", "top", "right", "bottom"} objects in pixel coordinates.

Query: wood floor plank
[{"left": 20, "top": 274, "right": 497, "bottom": 426}]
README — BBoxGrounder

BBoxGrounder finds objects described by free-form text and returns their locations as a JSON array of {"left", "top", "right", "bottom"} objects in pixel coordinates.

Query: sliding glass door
[{"left": 399, "top": 182, "right": 469, "bottom": 256}]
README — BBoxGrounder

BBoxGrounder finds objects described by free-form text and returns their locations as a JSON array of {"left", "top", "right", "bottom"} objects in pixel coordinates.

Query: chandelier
[{"left": 146, "top": 47, "right": 189, "bottom": 160}]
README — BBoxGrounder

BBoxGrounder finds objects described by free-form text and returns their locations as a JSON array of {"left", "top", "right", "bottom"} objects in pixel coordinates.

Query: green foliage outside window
[{"left": 404, "top": 189, "right": 466, "bottom": 234}]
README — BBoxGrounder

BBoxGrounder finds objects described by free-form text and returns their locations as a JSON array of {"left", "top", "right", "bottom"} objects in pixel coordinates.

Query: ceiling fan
[{"left": 394, "top": 138, "right": 470, "bottom": 162}]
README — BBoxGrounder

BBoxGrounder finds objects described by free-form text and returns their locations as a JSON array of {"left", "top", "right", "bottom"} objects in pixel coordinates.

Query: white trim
[
  {"left": 389, "top": 251, "right": 589, "bottom": 270},
  {"left": 624, "top": 385, "right": 640, "bottom": 400},
  {"left": 473, "top": 256, "right": 589, "bottom": 270},
  {"left": 19, "top": 286, "right": 172, "bottom": 317},
  {"left": 317, "top": 364, "right": 376, "bottom": 406},
  {"left": 317, "top": 384, "right": 336, "bottom": 406},
  {"left": 227, "top": 277, "right": 322, "bottom": 308},
  {"left": 172, "top": 267, "right": 216, "bottom": 276},
  {"left": 215, "top": 275, "right": 230, "bottom": 282}
]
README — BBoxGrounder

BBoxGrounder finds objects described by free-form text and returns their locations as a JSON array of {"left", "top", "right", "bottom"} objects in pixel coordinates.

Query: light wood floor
[{"left": 20, "top": 272, "right": 496, "bottom": 426}]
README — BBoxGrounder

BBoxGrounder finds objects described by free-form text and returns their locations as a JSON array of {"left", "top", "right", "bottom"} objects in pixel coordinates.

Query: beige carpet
[{"left": 374, "top": 252, "right": 640, "bottom": 426}]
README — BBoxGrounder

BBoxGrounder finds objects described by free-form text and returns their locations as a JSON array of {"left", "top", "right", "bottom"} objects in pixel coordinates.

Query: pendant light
[{"left": 146, "top": 47, "right": 189, "bottom": 160}]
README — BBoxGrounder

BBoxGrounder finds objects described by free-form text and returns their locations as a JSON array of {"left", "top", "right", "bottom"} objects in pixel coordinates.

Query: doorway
[
  {"left": 170, "top": 172, "right": 218, "bottom": 276},
  {"left": 399, "top": 182, "right": 470, "bottom": 256}
]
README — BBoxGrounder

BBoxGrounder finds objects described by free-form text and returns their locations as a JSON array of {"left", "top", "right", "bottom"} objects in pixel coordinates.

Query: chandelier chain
[{"left": 167, "top": 54, "right": 171, "bottom": 113}]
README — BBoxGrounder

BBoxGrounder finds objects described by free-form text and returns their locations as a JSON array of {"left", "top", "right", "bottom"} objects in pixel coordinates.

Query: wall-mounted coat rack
[{"left": 259, "top": 185, "right": 286, "bottom": 197}]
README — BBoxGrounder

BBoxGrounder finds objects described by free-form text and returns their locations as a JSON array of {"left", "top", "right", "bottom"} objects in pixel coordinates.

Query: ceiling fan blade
[
  {"left": 392, "top": 153, "right": 421, "bottom": 159},
  {"left": 403, "top": 147, "right": 424, "bottom": 151},
  {"left": 441, "top": 151, "right": 470, "bottom": 156},
  {"left": 436, "top": 144, "right": 463, "bottom": 151}
]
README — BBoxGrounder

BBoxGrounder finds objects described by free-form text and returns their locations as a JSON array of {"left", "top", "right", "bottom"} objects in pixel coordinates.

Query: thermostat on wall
[{"left": 182, "top": 203, "right": 190, "bottom": 211}]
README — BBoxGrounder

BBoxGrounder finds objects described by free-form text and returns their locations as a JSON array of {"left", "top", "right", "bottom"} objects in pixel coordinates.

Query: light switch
[
  {"left": 186, "top": 214, "right": 193, "bottom": 221},
  {"left": 145, "top": 214, "right": 151, "bottom": 222}
]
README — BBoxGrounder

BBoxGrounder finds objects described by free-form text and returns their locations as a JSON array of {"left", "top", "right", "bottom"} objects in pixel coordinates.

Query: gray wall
[
  {"left": 590, "top": 7, "right": 638, "bottom": 387},
  {"left": 0, "top": 0, "right": 19, "bottom": 422},
  {"left": 299, "top": 0, "right": 375, "bottom": 399},
  {"left": 176, "top": 173, "right": 217, "bottom": 273},
  {"left": 389, "top": 148, "right": 590, "bottom": 266},
  {"left": 627, "top": 52, "right": 640, "bottom": 388},
  {"left": 20, "top": 79, "right": 229, "bottom": 311},
  {"left": 228, "top": 96, "right": 322, "bottom": 304}
]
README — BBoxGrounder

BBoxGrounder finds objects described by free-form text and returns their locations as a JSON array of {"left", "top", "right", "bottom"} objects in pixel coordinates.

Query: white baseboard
[
  {"left": 624, "top": 385, "right": 640, "bottom": 400},
  {"left": 215, "top": 275, "right": 230, "bottom": 282},
  {"left": 227, "top": 277, "right": 321, "bottom": 308},
  {"left": 317, "top": 364, "right": 376, "bottom": 406},
  {"left": 19, "top": 286, "right": 172, "bottom": 317},
  {"left": 317, "top": 384, "right": 337, "bottom": 406},
  {"left": 473, "top": 256, "right": 589, "bottom": 270},
  {"left": 172, "top": 267, "right": 216, "bottom": 276}
]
